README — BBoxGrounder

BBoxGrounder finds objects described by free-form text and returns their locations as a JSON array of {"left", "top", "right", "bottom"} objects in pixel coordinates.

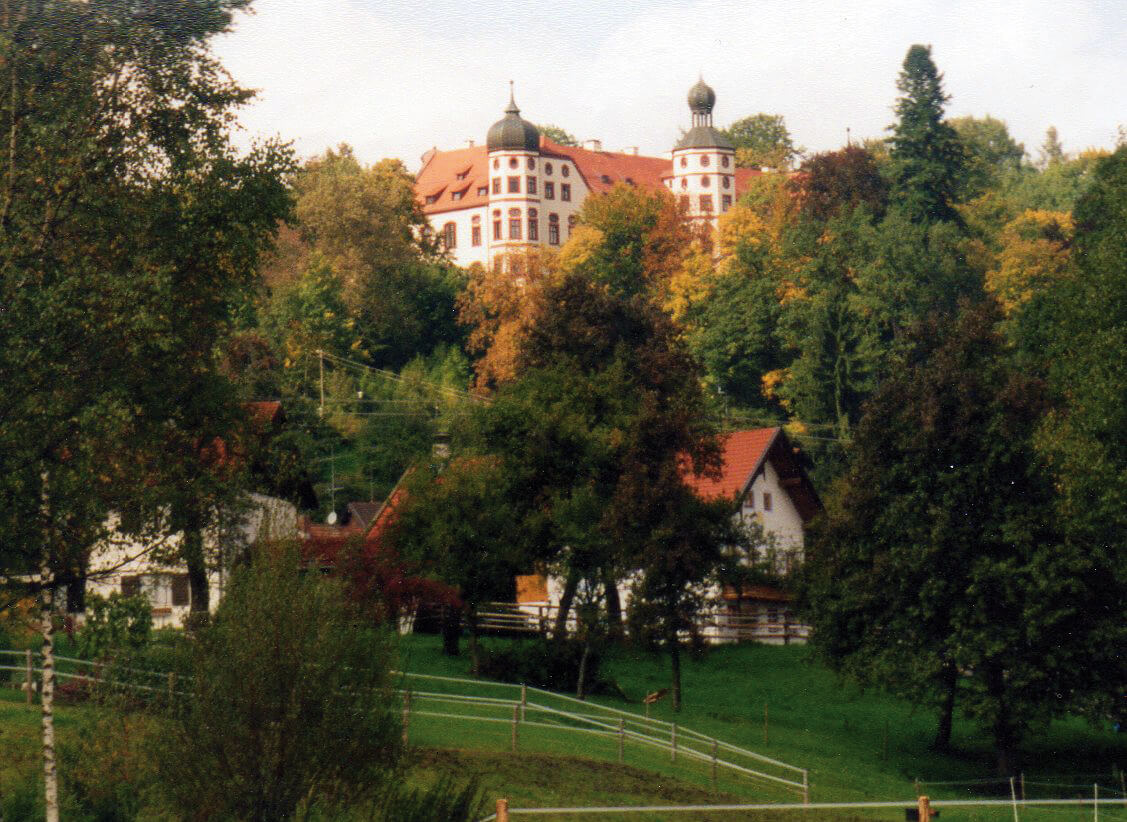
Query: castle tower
[
  {"left": 485, "top": 86, "right": 542, "bottom": 259},
  {"left": 671, "top": 77, "right": 736, "bottom": 223}
]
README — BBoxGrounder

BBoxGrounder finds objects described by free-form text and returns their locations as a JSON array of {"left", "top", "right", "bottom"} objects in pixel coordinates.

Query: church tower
[{"left": 671, "top": 78, "right": 736, "bottom": 224}]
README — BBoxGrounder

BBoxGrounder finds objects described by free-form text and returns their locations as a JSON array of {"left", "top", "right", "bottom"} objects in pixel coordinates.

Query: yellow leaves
[
  {"left": 716, "top": 203, "right": 769, "bottom": 262},
  {"left": 762, "top": 369, "right": 790, "bottom": 410},
  {"left": 986, "top": 209, "right": 1073, "bottom": 314},
  {"left": 663, "top": 239, "right": 715, "bottom": 326},
  {"left": 556, "top": 224, "right": 604, "bottom": 275}
]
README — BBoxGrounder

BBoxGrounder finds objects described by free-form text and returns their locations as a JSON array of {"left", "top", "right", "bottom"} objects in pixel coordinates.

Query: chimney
[{"left": 582, "top": 139, "right": 603, "bottom": 151}]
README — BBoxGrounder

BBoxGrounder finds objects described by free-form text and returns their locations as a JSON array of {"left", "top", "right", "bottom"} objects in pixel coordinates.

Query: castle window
[
  {"left": 509, "top": 157, "right": 519, "bottom": 168},
  {"left": 527, "top": 157, "right": 535, "bottom": 170},
  {"left": 722, "top": 194, "right": 732, "bottom": 211},
  {"left": 544, "top": 182, "right": 554, "bottom": 199},
  {"left": 545, "top": 162, "right": 553, "bottom": 175},
  {"left": 471, "top": 215, "right": 481, "bottom": 246},
  {"left": 492, "top": 178, "right": 501, "bottom": 194},
  {"left": 456, "top": 170, "right": 469, "bottom": 180},
  {"left": 442, "top": 221, "right": 456, "bottom": 249},
  {"left": 508, "top": 176, "right": 520, "bottom": 193},
  {"left": 681, "top": 178, "right": 688, "bottom": 189},
  {"left": 561, "top": 166, "right": 570, "bottom": 177},
  {"left": 721, "top": 154, "right": 730, "bottom": 168},
  {"left": 701, "top": 154, "right": 710, "bottom": 167},
  {"left": 478, "top": 186, "right": 488, "bottom": 196},
  {"left": 492, "top": 210, "right": 501, "bottom": 240},
  {"left": 701, "top": 175, "right": 711, "bottom": 187},
  {"left": 509, "top": 207, "right": 522, "bottom": 240},
  {"left": 763, "top": 492, "right": 773, "bottom": 511},
  {"left": 699, "top": 194, "right": 713, "bottom": 212},
  {"left": 680, "top": 156, "right": 687, "bottom": 168},
  {"left": 723, "top": 175, "right": 731, "bottom": 189},
  {"left": 493, "top": 158, "right": 500, "bottom": 169},
  {"left": 561, "top": 183, "right": 571, "bottom": 202},
  {"left": 527, "top": 176, "right": 537, "bottom": 195},
  {"left": 548, "top": 213, "right": 560, "bottom": 245},
  {"left": 567, "top": 214, "right": 576, "bottom": 238},
  {"left": 528, "top": 208, "right": 539, "bottom": 241}
]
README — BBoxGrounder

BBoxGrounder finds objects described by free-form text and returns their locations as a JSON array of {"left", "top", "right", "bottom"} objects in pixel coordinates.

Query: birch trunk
[{"left": 40, "top": 556, "right": 59, "bottom": 822}]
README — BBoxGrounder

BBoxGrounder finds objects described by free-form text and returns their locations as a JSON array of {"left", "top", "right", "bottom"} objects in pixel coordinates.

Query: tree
[
  {"left": 949, "top": 115, "right": 1027, "bottom": 198},
  {"left": 724, "top": 113, "right": 800, "bottom": 170},
  {"left": 887, "top": 44, "right": 967, "bottom": 224},
  {"left": 157, "top": 543, "right": 403, "bottom": 821},
  {"left": 0, "top": 2, "right": 292, "bottom": 817},
  {"left": 1037, "top": 126, "right": 1065, "bottom": 169},
  {"left": 537, "top": 123, "right": 578, "bottom": 146},
  {"left": 985, "top": 209, "right": 1073, "bottom": 316},
  {"left": 803, "top": 300, "right": 1086, "bottom": 772},
  {"left": 791, "top": 146, "right": 889, "bottom": 222}
]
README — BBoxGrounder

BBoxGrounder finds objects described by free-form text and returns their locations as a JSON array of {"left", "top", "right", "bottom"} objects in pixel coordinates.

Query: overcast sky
[{"left": 213, "top": 0, "right": 1127, "bottom": 172}]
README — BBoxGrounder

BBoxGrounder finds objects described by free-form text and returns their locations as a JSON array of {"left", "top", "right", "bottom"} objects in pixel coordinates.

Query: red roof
[
  {"left": 414, "top": 136, "right": 763, "bottom": 215},
  {"left": 245, "top": 401, "right": 283, "bottom": 428},
  {"left": 682, "top": 428, "right": 823, "bottom": 523}
]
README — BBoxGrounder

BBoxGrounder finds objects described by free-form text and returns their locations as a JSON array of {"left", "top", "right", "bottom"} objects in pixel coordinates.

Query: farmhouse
[{"left": 414, "top": 78, "right": 761, "bottom": 268}]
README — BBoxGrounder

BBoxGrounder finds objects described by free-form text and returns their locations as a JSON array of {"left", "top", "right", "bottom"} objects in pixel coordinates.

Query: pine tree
[{"left": 887, "top": 45, "right": 966, "bottom": 223}]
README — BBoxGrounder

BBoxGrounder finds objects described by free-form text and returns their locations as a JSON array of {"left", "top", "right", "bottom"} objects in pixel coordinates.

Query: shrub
[
  {"left": 476, "top": 637, "right": 612, "bottom": 695},
  {"left": 75, "top": 592, "right": 152, "bottom": 660}
]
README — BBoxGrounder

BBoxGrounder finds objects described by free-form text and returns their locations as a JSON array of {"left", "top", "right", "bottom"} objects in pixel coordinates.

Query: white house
[{"left": 414, "top": 78, "right": 760, "bottom": 268}]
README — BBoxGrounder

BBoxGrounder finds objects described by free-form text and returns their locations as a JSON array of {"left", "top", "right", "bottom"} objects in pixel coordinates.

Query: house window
[
  {"left": 509, "top": 156, "right": 519, "bottom": 168},
  {"left": 527, "top": 176, "right": 537, "bottom": 195},
  {"left": 701, "top": 175, "right": 711, "bottom": 187},
  {"left": 544, "top": 181, "right": 555, "bottom": 199},
  {"left": 493, "top": 158, "right": 500, "bottom": 169},
  {"left": 528, "top": 208, "right": 539, "bottom": 241},
  {"left": 443, "top": 221, "right": 456, "bottom": 249},
  {"left": 492, "top": 178, "right": 501, "bottom": 194},
  {"left": 701, "top": 154, "right": 710, "bottom": 167},
  {"left": 561, "top": 183, "right": 571, "bottom": 201},
  {"left": 680, "top": 156, "right": 687, "bottom": 167},
  {"left": 509, "top": 207, "right": 521, "bottom": 239},
  {"left": 121, "top": 575, "right": 142, "bottom": 598},
  {"left": 745, "top": 491, "right": 755, "bottom": 509},
  {"left": 723, "top": 175, "right": 731, "bottom": 189},
  {"left": 548, "top": 213, "right": 560, "bottom": 245},
  {"left": 561, "top": 165, "right": 570, "bottom": 177},
  {"left": 492, "top": 210, "right": 501, "bottom": 240},
  {"left": 681, "top": 177, "right": 688, "bottom": 189},
  {"left": 477, "top": 186, "right": 488, "bottom": 196},
  {"left": 527, "top": 157, "right": 535, "bottom": 170},
  {"left": 567, "top": 214, "right": 576, "bottom": 238},
  {"left": 171, "top": 574, "right": 190, "bottom": 607},
  {"left": 699, "top": 194, "right": 713, "bottom": 212},
  {"left": 508, "top": 176, "right": 520, "bottom": 193},
  {"left": 545, "top": 162, "right": 553, "bottom": 175},
  {"left": 721, "top": 154, "right": 730, "bottom": 168},
  {"left": 471, "top": 216, "right": 481, "bottom": 246},
  {"left": 722, "top": 195, "right": 732, "bottom": 211},
  {"left": 763, "top": 492, "right": 773, "bottom": 511}
]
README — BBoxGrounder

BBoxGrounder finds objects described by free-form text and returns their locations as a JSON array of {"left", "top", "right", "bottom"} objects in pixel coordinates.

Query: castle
[{"left": 414, "top": 78, "right": 760, "bottom": 268}]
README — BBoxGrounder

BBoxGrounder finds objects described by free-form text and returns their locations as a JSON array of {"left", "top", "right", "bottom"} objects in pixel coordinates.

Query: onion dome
[
  {"left": 486, "top": 88, "right": 540, "bottom": 152},
  {"left": 687, "top": 77, "right": 716, "bottom": 114},
  {"left": 676, "top": 76, "right": 733, "bottom": 151}
]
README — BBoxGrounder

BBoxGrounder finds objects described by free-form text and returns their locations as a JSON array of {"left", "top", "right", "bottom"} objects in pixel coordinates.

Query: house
[
  {"left": 415, "top": 78, "right": 761, "bottom": 268},
  {"left": 681, "top": 427, "right": 822, "bottom": 643}
]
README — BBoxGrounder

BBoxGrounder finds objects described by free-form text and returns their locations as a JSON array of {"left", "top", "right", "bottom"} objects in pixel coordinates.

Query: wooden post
[
  {"left": 402, "top": 691, "right": 411, "bottom": 746},
  {"left": 618, "top": 719, "right": 625, "bottom": 764},
  {"left": 671, "top": 722, "right": 677, "bottom": 763},
  {"left": 520, "top": 684, "right": 527, "bottom": 723},
  {"left": 803, "top": 769, "right": 809, "bottom": 805},
  {"left": 26, "top": 648, "right": 33, "bottom": 706},
  {"left": 918, "top": 795, "right": 932, "bottom": 822},
  {"left": 496, "top": 797, "right": 509, "bottom": 822},
  {"left": 1020, "top": 772, "right": 1026, "bottom": 802},
  {"left": 511, "top": 703, "right": 519, "bottom": 753},
  {"left": 1009, "top": 778, "right": 1019, "bottom": 822},
  {"left": 711, "top": 738, "right": 718, "bottom": 794}
]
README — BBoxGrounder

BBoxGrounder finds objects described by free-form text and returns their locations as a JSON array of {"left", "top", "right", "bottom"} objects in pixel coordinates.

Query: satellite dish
[{"left": 326, "top": 511, "right": 338, "bottom": 525}]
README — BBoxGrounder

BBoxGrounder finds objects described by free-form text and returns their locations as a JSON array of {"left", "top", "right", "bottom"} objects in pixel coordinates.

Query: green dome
[{"left": 486, "top": 92, "right": 540, "bottom": 152}]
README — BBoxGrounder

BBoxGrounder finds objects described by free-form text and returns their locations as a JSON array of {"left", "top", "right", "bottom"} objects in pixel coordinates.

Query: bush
[
  {"left": 153, "top": 542, "right": 404, "bottom": 821},
  {"left": 75, "top": 592, "right": 152, "bottom": 660},
  {"left": 476, "top": 637, "right": 612, "bottom": 695}
]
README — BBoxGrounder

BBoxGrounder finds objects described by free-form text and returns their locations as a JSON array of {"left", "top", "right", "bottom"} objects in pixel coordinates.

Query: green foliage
[
  {"left": 537, "top": 124, "right": 579, "bottom": 146},
  {"left": 950, "top": 115, "right": 1028, "bottom": 198},
  {"left": 155, "top": 543, "right": 402, "bottom": 821},
  {"left": 476, "top": 638, "right": 612, "bottom": 695},
  {"left": 1006, "top": 149, "right": 1106, "bottom": 213},
  {"left": 792, "top": 146, "right": 889, "bottom": 222},
  {"left": 724, "top": 113, "right": 800, "bottom": 170},
  {"left": 74, "top": 593, "right": 152, "bottom": 661},
  {"left": 887, "top": 44, "right": 967, "bottom": 224}
]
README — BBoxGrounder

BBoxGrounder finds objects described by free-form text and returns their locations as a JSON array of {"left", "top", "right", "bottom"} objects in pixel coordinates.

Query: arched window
[
  {"left": 721, "top": 155, "right": 730, "bottom": 168},
  {"left": 545, "top": 162, "right": 553, "bottom": 175},
  {"left": 527, "top": 157, "right": 535, "bottom": 170},
  {"left": 681, "top": 178, "right": 688, "bottom": 189},
  {"left": 471, "top": 215, "right": 482, "bottom": 247},
  {"left": 528, "top": 208, "right": 539, "bottom": 241},
  {"left": 509, "top": 207, "right": 522, "bottom": 240},
  {"left": 442, "top": 221, "right": 456, "bottom": 249},
  {"left": 722, "top": 175, "right": 731, "bottom": 189},
  {"left": 548, "top": 213, "right": 560, "bottom": 245},
  {"left": 493, "top": 158, "right": 499, "bottom": 169},
  {"left": 680, "top": 156, "right": 687, "bottom": 168},
  {"left": 561, "top": 165, "right": 570, "bottom": 177},
  {"left": 492, "top": 210, "right": 502, "bottom": 241},
  {"left": 700, "top": 155, "right": 710, "bottom": 167},
  {"left": 567, "top": 214, "right": 576, "bottom": 238},
  {"left": 701, "top": 175, "right": 711, "bottom": 187},
  {"left": 509, "top": 156, "right": 519, "bottom": 168}
]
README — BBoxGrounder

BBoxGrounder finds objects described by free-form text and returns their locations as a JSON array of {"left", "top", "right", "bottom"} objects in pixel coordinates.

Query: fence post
[
  {"left": 671, "top": 722, "right": 677, "bottom": 763},
  {"left": 1094, "top": 783, "right": 1098, "bottom": 822},
  {"left": 496, "top": 797, "right": 509, "bottom": 822},
  {"left": 918, "top": 795, "right": 932, "bottom": 822},
  {"left": 803, "top": 769, "right": 809, "bottom": 805},
  {"left": 1009, "top": 777, "right": 1019, "bottom": 822},
  {"left": 1020, "top": 772, "right": 1026, "bottom": 803},
  {"left": 520, "top": 684, "right": 527, "bottom": 723},
  {"left": 26, "top": 648, "right": 33, "bottom": 706},
  {"left": 711, "top": 738, "right": 718, "bottom": 794},
  {"left": 511, "top": 703, "right": 519, "bottom": 753},
  {"left": 402, "top": 691, "right": 411, "bottom": 746},
  {"left": 618, "top": 719, "right": 625, "bottom": 764}
]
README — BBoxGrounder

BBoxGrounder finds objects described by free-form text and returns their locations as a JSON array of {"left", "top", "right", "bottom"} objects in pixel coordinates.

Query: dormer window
[
  {"left": 601, "top": 174, "right": 612, "bottom": 184},
  {"left": 425, "top": 194, "right": 439, "bottom": 204},
  {"left": 455, "top": 170, "right": 469, "bottom": 181},
  {"left": 478, "top": 186, "right": 488, "bottom": 196},
  {"left": 451, "top": 190, "right": 464, "bottom": 201}
]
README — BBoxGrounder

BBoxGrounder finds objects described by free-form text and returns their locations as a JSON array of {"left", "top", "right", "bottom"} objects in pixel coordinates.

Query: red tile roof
[
  {"left": 683, "top": 428, "right": 779, "bottom": 502},
  {"left": 414, "top": 136, "right": 763, "bottom": 215}
]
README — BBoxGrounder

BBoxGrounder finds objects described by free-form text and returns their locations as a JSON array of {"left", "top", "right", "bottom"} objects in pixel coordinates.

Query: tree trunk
[
  {"left": 441, "top": 605, "right": 461, "bottom": 656},
  {"left": 467, "top": 608, "right": 481, "bottom": 676},
  {"left": 576, "top": 637, "right": 591, "bottom": 700},
  {"left": 931, "top": 661, "right": 957, "bottom": 752},
  {"left": 667, "top": 614, "right": 682, "bottom": 713},
  {"left": 988, "top": 665, "right": 1020, "bottom": 776},
  {"left": 182, "top": 507, "right": 210, "bottom": 622},
  {"left": 554, "top": 569, "right": 579, "bottom": 640},
  {"left": 39, "top": 560, "right": 59, "bottom": 822},
  {"left": 65, "top": 567, "right": 86, "bottom": 614},
  {"left": 603, "top": 572, "right": 623, "bottom": 641}
]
